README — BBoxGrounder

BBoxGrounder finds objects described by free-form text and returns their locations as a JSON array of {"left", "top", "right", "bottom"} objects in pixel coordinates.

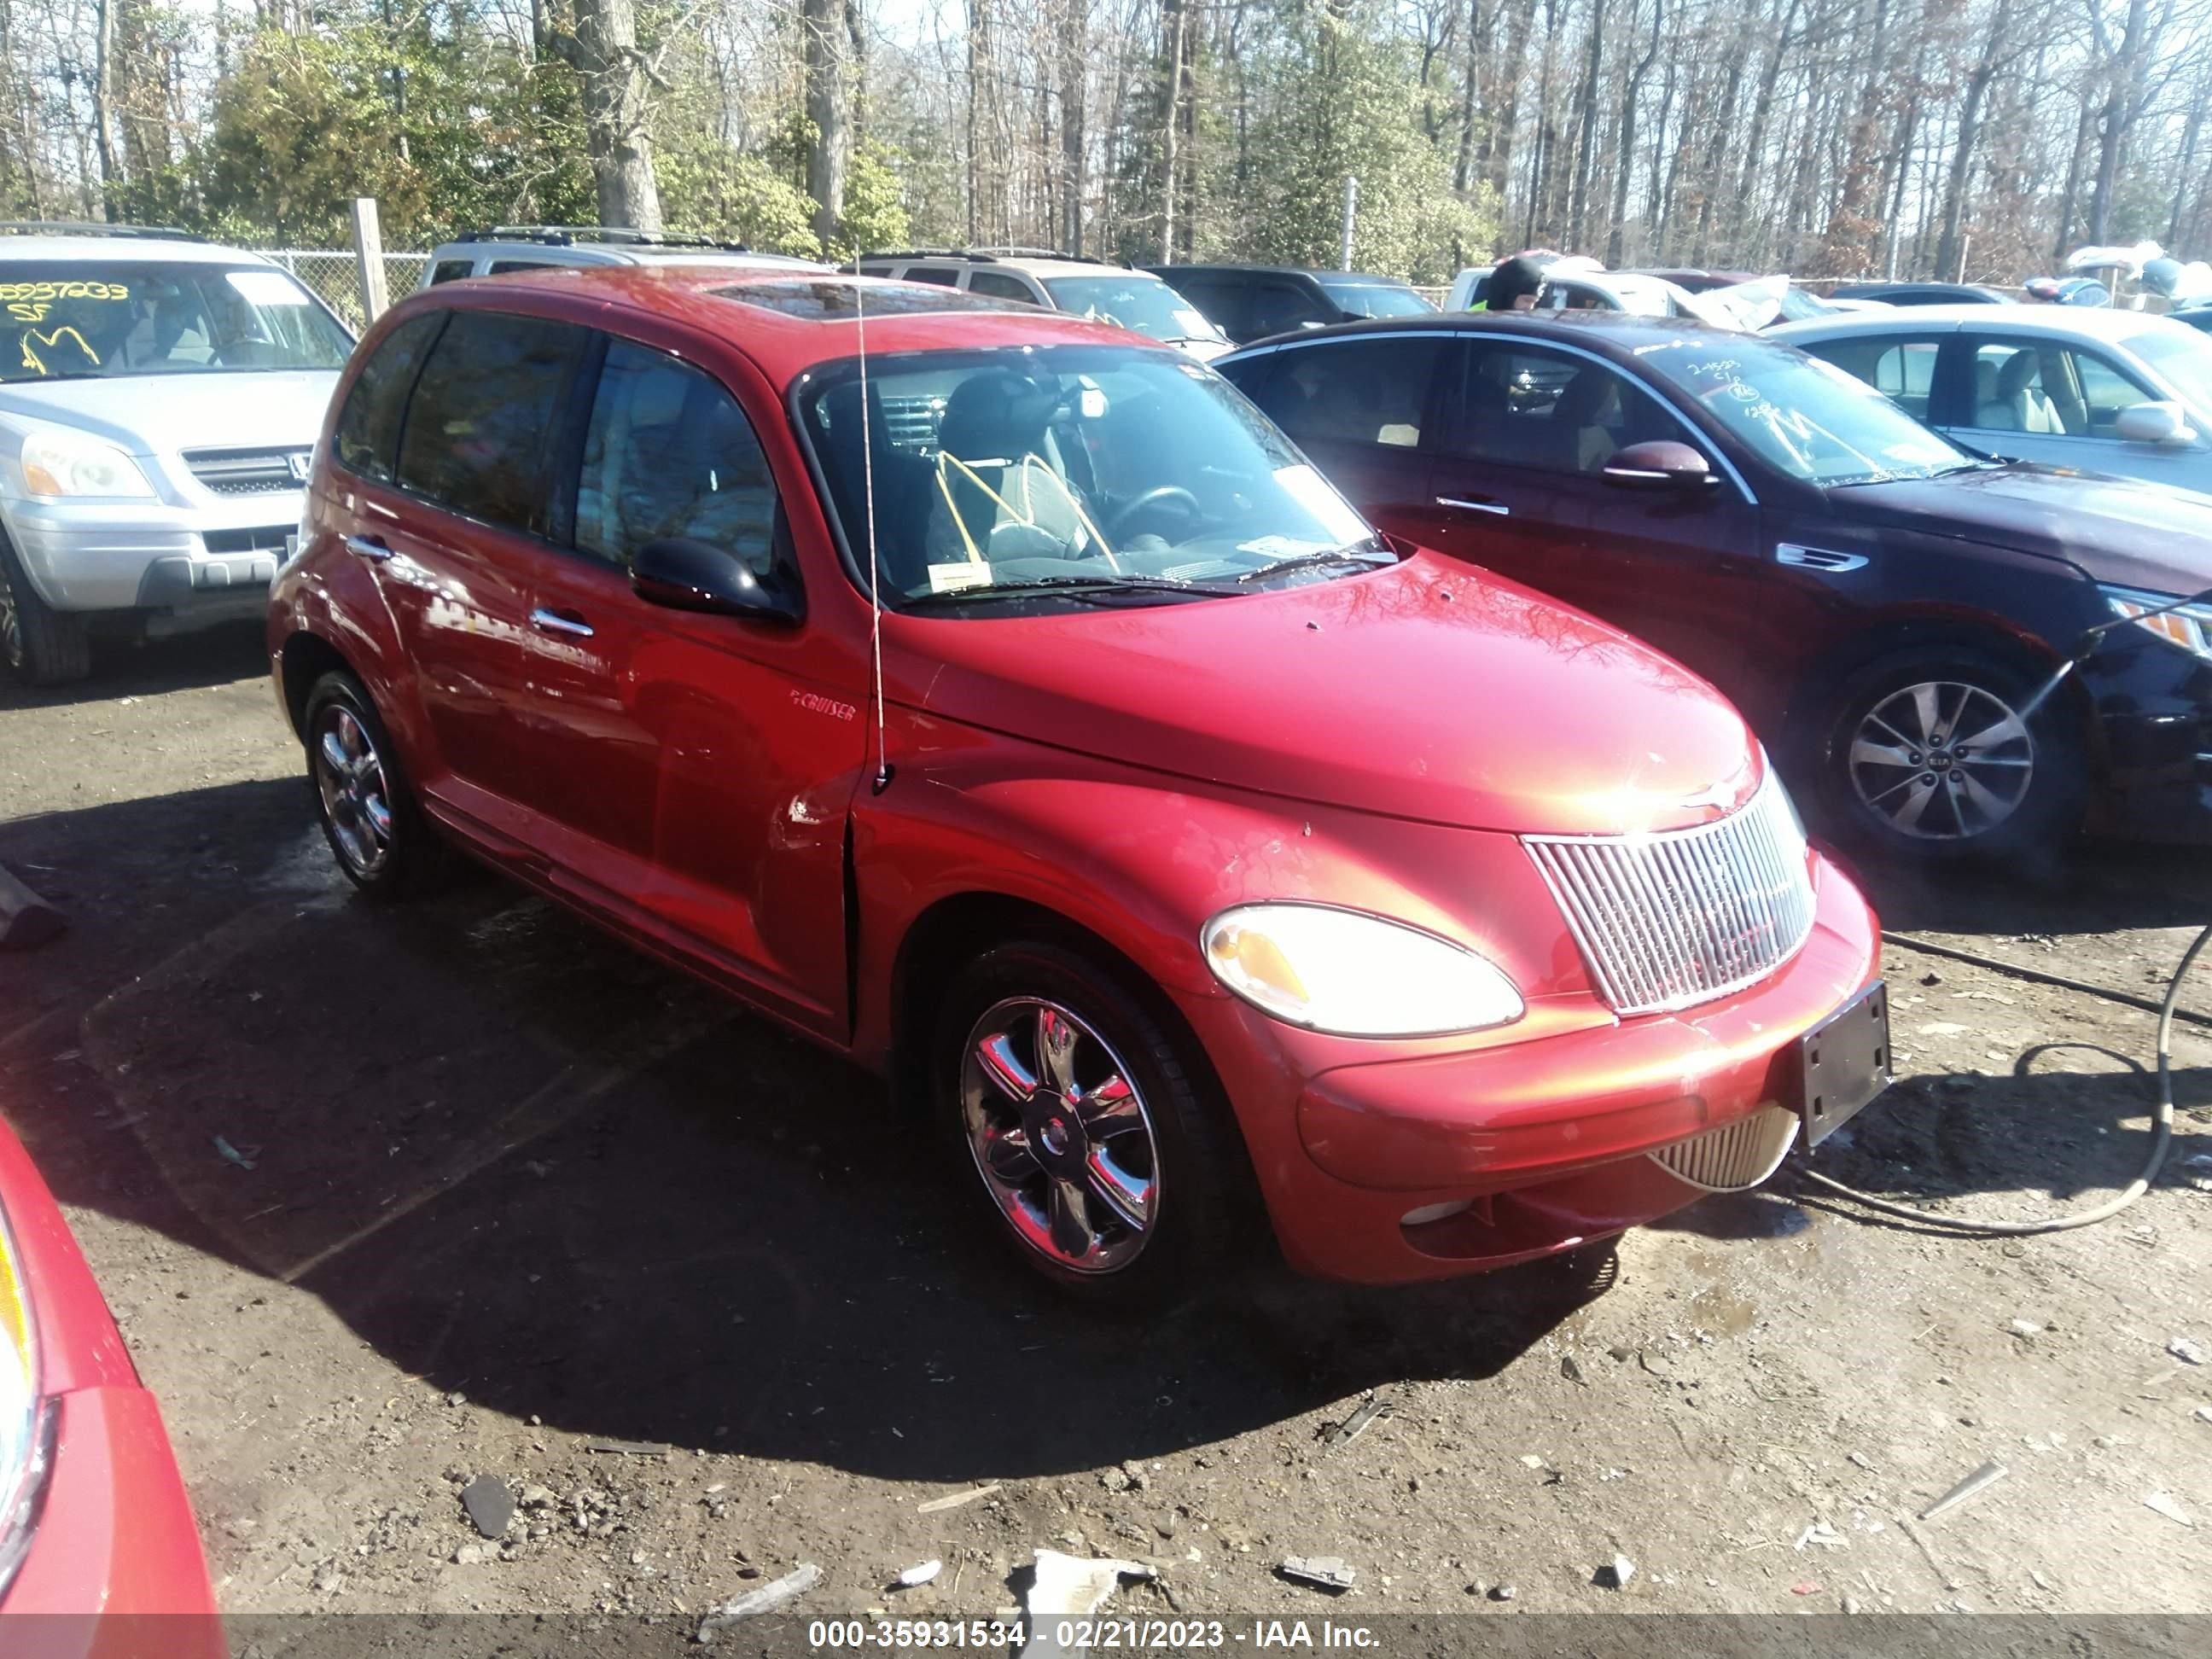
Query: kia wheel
[{"left": 1815, "top": 647, "right": 2082, "bottom": 861}]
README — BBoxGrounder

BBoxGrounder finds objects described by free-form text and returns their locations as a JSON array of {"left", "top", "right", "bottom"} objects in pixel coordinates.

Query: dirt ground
[{"left": 2, "top": 626, "right": 2209, "bottom": 1631}]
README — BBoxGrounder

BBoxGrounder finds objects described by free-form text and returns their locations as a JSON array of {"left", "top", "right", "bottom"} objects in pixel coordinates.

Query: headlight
[
  {"left": 19, "top": 429, "right": 156, "bottom": 499},
  {"left": 0, "top": 1203, "right": 49, "bottom": 1598},
  {"left": 1202, "top": 903, "right": 1524, "bottom": 1037},
  {"left": 2103, "top": 585, "right": 2212, "bottom": 661}
]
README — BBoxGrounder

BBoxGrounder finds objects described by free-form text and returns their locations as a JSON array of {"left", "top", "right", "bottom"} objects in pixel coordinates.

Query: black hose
[
  {"left": 1883, "top": 931, "right": 2212, "bottom": 1032},
  {"left": 1797, "top": 923, "right": 2210, "bottom": 1236}
]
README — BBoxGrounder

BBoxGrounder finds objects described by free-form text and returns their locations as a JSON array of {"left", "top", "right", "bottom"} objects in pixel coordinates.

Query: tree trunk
[
  {"left": 1060, "top": 0, "right": 1086, "bottom": 253},
  {"left": 1453, "top": 0, "right": 1481, "bottom": 192},
  {"left": 1158, "top": 0, "right": 1185, "bottom": 262},
  {"left": 802, "top": 0, "right": 847, "bottom": 249},
  {"left": 1483, "top": 0, "right": 1539, "bottom": 198},
  {"left": 1568, "top": 0, "right": 1606, "bottom": 250},
  {"left": 569, "top": 0, "right": 663, "bottom": 232},
  {"left": 1934, "top": 0, "right": 2012, "bottom": 289},
  {"left": 93, "top": 0, "right": 120, "bottom": 217},
  {"left": 1606, "top": 0, "right": 1661, "bottom": 265},
  {"left": 2054, "top": 94, "right": 2096, "bottom": 258}
]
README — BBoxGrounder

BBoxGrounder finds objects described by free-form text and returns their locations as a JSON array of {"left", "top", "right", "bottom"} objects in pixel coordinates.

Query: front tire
[
  {"left": 303, "top": 670, "right": 445, "bottom": 898},
  {"left": 0, "top": 531, "right": 90, "bottom": 686},
  {"left": 934, "top": 939, "right": 1258, "bottom": 1307},
  {"left": 1812, "top": 647, "right": 2082, "bottom": 862}
]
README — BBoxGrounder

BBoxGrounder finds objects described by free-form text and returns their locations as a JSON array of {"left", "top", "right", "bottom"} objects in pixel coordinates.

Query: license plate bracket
[{"left": 1796, "top": 980, "right": 1891, "bottom": 1150}]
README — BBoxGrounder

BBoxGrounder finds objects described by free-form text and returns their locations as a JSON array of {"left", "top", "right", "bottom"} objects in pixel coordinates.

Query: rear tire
[
  {"left": 303, "top": 670, "right": 447, "bottom": 899},
  {"left": 932, "top": 937, "right": 1259, "bottom": 1308},
  {"left": 1810, "top": 646, "right": 2082, "bottom": 863},
  {"left": 0, "top": 531, "right": 91, "bottom": 686}
]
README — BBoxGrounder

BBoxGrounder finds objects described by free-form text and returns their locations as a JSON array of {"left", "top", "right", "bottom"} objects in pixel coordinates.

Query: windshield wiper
[
  {"left": 902, "top": 574, "right": 1235, "bottom": 608},
  {"left": 1234, "top": 541, "right": 1398, "bottom": 584}
]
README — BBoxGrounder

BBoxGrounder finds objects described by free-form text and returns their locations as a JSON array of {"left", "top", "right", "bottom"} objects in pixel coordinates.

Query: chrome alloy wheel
[
  {"left": 313, "top": 705, "right": 396, "bottom": 877},
  {"left": 1848, "top": 679, "right": 2034, "bottom": 841},
  {"left": 959, "top": 997, "right": 1161, "bottom": 1274}
]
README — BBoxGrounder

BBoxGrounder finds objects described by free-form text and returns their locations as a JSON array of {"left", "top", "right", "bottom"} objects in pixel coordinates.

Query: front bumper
[
  {"left": 2, "top": 1387, "right": 221, "bottom": 1627},
  {"left": 2081, "top": 637, "right": 2212, "bottom": 842},
  {"left": 1, "top": 491, "right": 300, "bottom": 615},
  {"left": 1183, "top": 853, "right": 1881, "bottom": 1284}
]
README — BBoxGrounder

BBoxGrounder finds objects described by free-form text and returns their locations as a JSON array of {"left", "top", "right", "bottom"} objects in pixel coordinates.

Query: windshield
[
  {"left": 1039, "top": 275, "right": 1225, "bottom": 344},
  {"left": 1639, "top": 337, "right": 1969, "bottom": 485},
  {"left": 1318, "top": 281, "right": 1434, "bottom": 319},
  {"left": 2130, "top": 328, "right": 2212, "bottom": 422},
  {"left": 1773, "top": 286, "right": 1834, "bottom": 321},
  {"left": 796, "top": 345, "right": 1382, "bottom": 613},
  {"left": 0, "top": 260, "right": 352, "bottom": 382}
]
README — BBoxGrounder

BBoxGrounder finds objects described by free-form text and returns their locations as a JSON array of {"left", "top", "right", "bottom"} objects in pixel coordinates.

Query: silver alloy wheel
[
  {"left": 1848, "top": 678, "right": 2034, "bottom": 841},
  {"left": 313, "top": 705, "right": 396, "bottom": 877},
  {"left": 959, "top": 996, "right": 1161, "bottom": 1274}
]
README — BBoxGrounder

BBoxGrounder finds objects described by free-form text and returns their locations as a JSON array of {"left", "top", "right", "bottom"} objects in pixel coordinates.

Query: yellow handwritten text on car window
[
  {"left": 19, "top": 327, "right": 101, "bottom": 375},
  {"left": 0, "top": 281, "right": 131, "bottom": 303},
  {"left": 6, "top": 303, "right": 49, "bottom": 322}
]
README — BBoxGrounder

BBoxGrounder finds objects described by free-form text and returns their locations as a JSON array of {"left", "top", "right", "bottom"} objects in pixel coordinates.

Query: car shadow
[
  {"left": 0, "top": 620, "right": 267, "bottom": 712},
  {"left": 1836, "top": 831, "right": 2212, "bottom": 939},
  {"left": 0, "top": 779, "right": 1619, "bottom": 1485}
]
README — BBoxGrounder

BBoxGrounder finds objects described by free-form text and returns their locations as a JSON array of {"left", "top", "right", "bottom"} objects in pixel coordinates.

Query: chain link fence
[{"left": 260, "top": 250, "right": 431, "bottom": 330}]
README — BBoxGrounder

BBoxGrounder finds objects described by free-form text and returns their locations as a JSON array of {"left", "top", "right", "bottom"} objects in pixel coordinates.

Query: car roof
[
  {"left": 1220, "top": 309, "right": 1748, "bottom": 356},
  {"left": 0, "top": 234, "right": 271, "bottom": 265},
  {"left": 1771, "top": 304, "right": 2182, "bottom": 343},
  {"left": 1152, "top": 264, "right": 1414, "bottom": 285},
  {"left": 854, "top": 253, "right": 1150, "bottom": 281},
  {"left": 391, "top": 265, "right": 1173, "bottom": 386},
  {"left": 432, "top": 239, "right": 821, "bottom": 269}
]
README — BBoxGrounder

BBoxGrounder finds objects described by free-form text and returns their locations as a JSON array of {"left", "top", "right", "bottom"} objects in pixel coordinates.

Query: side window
[
  {"left": 427, "top": 259, "right": 475, "bottom": 286},
  {"left": 903, "top": 265, "right": 960, "bottom": 287},
  {"left": 1801, "top": 335, "right": 1941, "bottom": 418},
  {"left": 1250, "top": 338, "right": 1442, "bottom": 451},
  {"left": 1964, "top": 340, "right": 2145, "bottom": 437},
  {"left": 573, "top": 340, "right": 783, "bottom": 578},
  {"left": 397, "top": 310, "right": 585, "bottom": 533},
  {"left": 331, "top": 311, "right": 446, "bottom": 486},
  {"left": 1178, "top": 280, "right": 1247, "bottom": 341},
  {"left": 966, "top": 271, "right": 1038, "bottom": 303},
  {"left": 1447, "top": 343, "right": 1694, "bottom": 475},
  {"left": 487, "top": 259, "right": 556, "bottom": 276},
  {"left": 1246, "top": 282, "right": 1327, "bottom": 339}
]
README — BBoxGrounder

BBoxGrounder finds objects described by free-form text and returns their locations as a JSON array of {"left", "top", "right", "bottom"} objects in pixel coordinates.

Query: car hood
[
  {"left": 0, "top": 371, "right": 340, "bottom": 457},
  {"left": 898, "top": 555, "right": 1763, "bottom": 835},
  {"left": 1837, "top": 463, "right": 2212, "bottom": 595}
]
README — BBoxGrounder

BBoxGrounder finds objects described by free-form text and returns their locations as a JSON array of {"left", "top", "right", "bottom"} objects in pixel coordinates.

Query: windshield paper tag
[{"left": 927, "top": 562, "right": 992, "bottom": 594}]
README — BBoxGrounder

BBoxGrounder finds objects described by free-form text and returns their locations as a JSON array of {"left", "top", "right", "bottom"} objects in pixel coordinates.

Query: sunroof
[{"left": 711, "top": 279, "right": 1008, "bottom": 319}]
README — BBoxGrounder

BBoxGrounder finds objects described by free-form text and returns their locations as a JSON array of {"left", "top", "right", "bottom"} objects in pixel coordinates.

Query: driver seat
[{"left": 923, "top": 372, "right": 1095, "bottom": 567}]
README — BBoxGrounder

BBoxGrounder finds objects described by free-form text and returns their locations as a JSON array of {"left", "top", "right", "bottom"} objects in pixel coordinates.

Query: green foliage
[
  {"left": 656, "top": 134, "right": 826, "bottom": 259},
  {"left": 839, "top": 143, "right": 912, "bottom": 260},
  {"left": 190, "top": 22, "right": 591, "bottom": 245},
  {"left": 1237, "top": 4, "right": 1494, "bottom": 284}
]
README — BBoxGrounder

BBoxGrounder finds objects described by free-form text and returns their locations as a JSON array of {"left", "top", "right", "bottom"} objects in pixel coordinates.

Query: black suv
[{"left": 1148, "top": 265, "right": 1434, "bottom": 346}]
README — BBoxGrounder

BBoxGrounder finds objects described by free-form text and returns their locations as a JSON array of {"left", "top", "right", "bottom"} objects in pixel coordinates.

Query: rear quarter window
[{"left": 330, "top": 311, "right": 446, "bottom": 486}]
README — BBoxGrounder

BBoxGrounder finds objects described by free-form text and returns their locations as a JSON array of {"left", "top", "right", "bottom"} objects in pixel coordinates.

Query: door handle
[
  {"left": 1436, "top": 495, "right": 1511, "bottom": 517},
  {"left": 343, "top": 534, "right": 393, "bottom": 562},
  {"left": 529, "top": 607, "right": 594, "bottom": 638}
]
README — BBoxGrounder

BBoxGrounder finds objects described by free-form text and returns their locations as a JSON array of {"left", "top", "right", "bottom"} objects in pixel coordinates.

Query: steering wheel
[{"left": 1106, "top": 485, "right": 1202, "bottom": 541}]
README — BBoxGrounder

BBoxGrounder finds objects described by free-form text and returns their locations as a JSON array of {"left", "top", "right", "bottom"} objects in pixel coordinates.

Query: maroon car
[{"left": 1217, "top": 312, "right": 2212, "bottom": 860}]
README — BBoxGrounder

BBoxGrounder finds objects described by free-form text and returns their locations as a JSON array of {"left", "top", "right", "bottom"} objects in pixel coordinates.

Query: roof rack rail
[
  {"left": 854, "top": 247, "right": 1001, "bottom": 264},
  {"left": 969, "top": 246, "right": 1120, "bottom": 266},
  {"left": 0, "top": 220, "right": 205, "bottom": 242},
  {"left": 452, "top": 226, "right": 762, "bottom": 253}
]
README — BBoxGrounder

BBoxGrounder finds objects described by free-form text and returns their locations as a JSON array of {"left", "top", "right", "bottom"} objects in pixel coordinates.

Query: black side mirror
[
  {"left": 632, "top": 538, "right": 804, "bottom": 626},
  {"left": 1602, "top": 439, "right": 1719, "bottom": 491}
]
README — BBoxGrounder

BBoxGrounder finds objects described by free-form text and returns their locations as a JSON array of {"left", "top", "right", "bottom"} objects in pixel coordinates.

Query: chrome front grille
[
  {"left": 185, "top": 447, "right": 311, "bottom": 495},
  {"left": 1523, "top": 776, "right": 1816, "bottom": 1016}
]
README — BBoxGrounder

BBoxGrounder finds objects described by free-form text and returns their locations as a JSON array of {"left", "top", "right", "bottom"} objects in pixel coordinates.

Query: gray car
[
  {"left": 1773, "top": 304, "right": 2212, "bottom": 498},
  {"left": 0, "top": 225, "right": 355, "bottom": 684}
]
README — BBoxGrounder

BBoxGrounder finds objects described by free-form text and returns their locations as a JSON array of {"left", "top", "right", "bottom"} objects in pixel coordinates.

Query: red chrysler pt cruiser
[{"left": 266, "top": 267, "right": 1888, "bottom": 1301}]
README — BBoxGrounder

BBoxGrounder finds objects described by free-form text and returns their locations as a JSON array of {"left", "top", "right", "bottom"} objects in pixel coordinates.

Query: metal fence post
[{"left": 352, "top": 198, "right": 389, "bottom": 323}]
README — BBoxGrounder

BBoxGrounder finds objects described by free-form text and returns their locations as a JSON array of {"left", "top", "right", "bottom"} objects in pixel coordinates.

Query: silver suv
[
  {"left": 847, "top": 249, "right": 1232, "bottom": 361},
  {"left": 0, "top": 224, "right": 354, "bottom": 684},
  {"left": 421, "top": 226, "right": 824, "bottom": 287}
]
